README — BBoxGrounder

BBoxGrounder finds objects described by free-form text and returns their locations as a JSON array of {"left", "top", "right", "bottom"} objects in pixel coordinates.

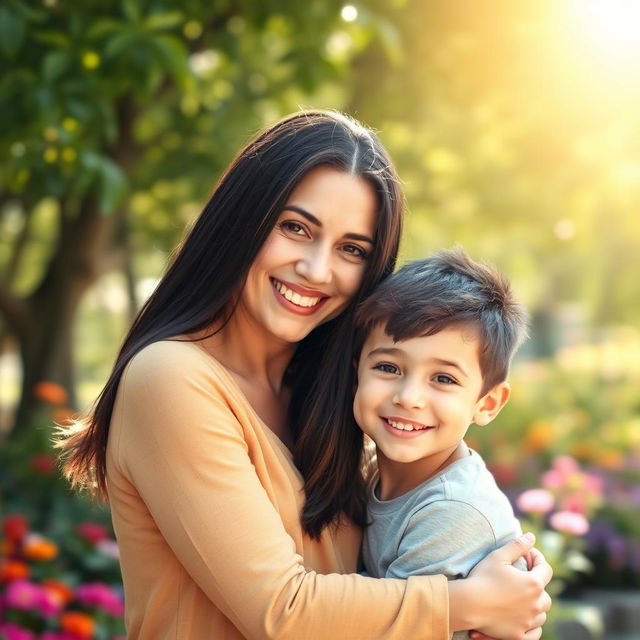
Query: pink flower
[
  {"left": 552, "top": 455, "right": 579, "bottom": 475},
  {"left": 541, "top": 469, "right": 564, "bottom": 489},
  {"left": 5, "top": 579, "right": 43, "bottom": 612},
  {"left": 76, "top": 522, "right": 109, "bottom": 545},
  {"left": 517, "top": 489, "right": 555, "bottom": 514},
  {"left": 560, "top": 494, "right": 587, "bottom": 515},
  {"left": 0, "top": 622, "right": 35, "bottom": 640},
  {"left": 38, "top": 586, "right": 65, "bottom": 618},
  {"left": 550, "top": 511, "right": 589, "bottom": 536},
  {"left": 75, "top": 582, "right": 124, "bottom": 616},
  {"left": 95, "top": 538, "right": 120, "bottom": 559},
  {"left": 584, "top": 473, "right": 604, "bottom": 496}
]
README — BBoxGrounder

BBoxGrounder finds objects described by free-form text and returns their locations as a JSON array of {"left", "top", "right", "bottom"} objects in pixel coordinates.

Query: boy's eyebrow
[
  {"left": 366, "top": 347, "right": 405, "bottom": 358},
  {"left": 281, "top": 205, "right": 375, "bottom": 244},
  {"left": 431, "top": 357, "right": 469, "bottom": 378},
  {"left": 366, "top": 349, "right": 470, "bottom": 378}
]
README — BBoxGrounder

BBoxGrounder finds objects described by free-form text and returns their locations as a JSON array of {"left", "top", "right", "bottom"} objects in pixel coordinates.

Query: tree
[{"left": 0, "top": 0, "right": 395, "bottom": 432}]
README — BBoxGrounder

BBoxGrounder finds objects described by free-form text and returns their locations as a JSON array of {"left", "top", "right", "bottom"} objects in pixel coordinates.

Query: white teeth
[
  {"left": 387, "top": 418, "right": 430, "bottom": 432},
  {"left": 273, "top": 280, "right": 322, "bottom": 308}
]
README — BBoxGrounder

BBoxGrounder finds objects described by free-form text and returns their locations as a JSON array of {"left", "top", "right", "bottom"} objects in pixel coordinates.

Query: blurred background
[{"left": 1, "top": 1, "right": 639, "bottom": 638}]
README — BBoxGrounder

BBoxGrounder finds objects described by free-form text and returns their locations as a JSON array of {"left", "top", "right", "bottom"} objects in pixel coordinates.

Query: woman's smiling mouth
[{"left": 270, "top": 278, "right": 329, "bottom": 314}]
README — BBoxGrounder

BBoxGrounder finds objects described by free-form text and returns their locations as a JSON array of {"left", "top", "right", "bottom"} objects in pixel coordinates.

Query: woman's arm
[
  {"left": 113, "top": 343, "right": 449, "bottom": 640},
  {"left": 449, "top": 535, "right": 552, "bottom": 640},
  {"left": 114, "top": 342, "right": 550, "bottom": 640}
]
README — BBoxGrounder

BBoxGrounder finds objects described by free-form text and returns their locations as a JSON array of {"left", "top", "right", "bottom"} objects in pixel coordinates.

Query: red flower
[
  {"left": 31, "top": 453, "right": 57, "bottom": 475},
  {"left": 59, "top": 611, "right": 96, "bottom": 638},
  {"left": 0, "top": 559, "right": 30, "bottom": 582},
  {"left": 3, "top": 514, "right": 28, "bottom": 542},
  {"left": 76, "top": 522, "right": 109, "bottom": 545}
]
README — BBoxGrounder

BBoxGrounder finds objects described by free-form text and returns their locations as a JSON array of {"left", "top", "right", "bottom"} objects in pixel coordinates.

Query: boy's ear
[{"left": 473, "top": 382, "right": 510, "bottom": 426}]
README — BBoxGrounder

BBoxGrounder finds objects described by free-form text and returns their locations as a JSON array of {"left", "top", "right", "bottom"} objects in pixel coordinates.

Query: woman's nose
[{"left": 295, "top": 244, "right": 333, "bottom": 284}]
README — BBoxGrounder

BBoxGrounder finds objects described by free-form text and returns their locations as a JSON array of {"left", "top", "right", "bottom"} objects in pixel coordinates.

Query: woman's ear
[{"left": 473, "top": 382, "right": 511, "bottom": 426}]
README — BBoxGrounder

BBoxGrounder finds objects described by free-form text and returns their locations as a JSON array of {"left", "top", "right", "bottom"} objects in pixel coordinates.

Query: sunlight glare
[{"left": 576, "top": 0, "right": 640, "bottom": 66}]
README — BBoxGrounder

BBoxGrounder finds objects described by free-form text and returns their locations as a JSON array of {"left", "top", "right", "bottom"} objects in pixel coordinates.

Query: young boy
[{"left": 353, "top": 248, "right": 528, "bottom": 640}]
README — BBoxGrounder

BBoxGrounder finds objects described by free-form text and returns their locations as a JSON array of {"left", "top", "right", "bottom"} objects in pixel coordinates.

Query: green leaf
[
  {"left": 121, "top": 0, "right": 141, "bottom": 23},
  {"left": 104, "top": 30, "right": 138, "bottom": 60},
  {"left": 0, "top": 5, "right": 26, "bottom": 57},
  {"left": 151, "top": 34, "right": 190, "bottom": 87},
  {"left": 42, "top": 50, "right": 72, "bottom": 83},
  {"left": 86, "top": 18, "right": 122, "bottom": 41},
  {"left": 33, "top": 29, "right": 72, "bottom": 49},
  {"left": 98, "top": 156, "right": 127, "bottom": 214},
  {"left": 144, "top": 11, "right": 184, "bottom": 32}
]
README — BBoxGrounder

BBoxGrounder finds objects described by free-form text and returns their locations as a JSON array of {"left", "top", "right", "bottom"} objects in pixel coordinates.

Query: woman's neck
[{"left": 195, "top": 313, "right": 295, "bottom": 395}]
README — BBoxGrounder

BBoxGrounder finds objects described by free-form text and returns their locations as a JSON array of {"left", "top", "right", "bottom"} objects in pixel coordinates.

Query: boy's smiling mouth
[{"left": 383, "top": 417, "right": 434, "bottom": 432}]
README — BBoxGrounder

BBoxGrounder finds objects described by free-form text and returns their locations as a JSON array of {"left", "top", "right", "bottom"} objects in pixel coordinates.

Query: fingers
[
  {"left": 493, "top": 532, "right": 536, "bottom": 564},
  {"left": 529, "top": 555, "right": 553, "bottom": 588},
  {"left": 523, "top": 627, "right": 543, "bottom": 640}
]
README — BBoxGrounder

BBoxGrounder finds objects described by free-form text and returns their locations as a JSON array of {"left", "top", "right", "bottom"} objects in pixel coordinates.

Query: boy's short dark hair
[{"left": 355, "top": 247, "right": 529, "bottom": 394}]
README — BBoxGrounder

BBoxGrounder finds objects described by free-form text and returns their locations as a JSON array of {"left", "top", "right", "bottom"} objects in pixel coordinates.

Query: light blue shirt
[{"left": 363, "top": 447, "right": 525, "bottom": 640}]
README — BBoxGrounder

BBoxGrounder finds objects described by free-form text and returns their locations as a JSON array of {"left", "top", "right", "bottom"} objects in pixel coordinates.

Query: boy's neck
[{"left": 376, "top": 441, "right": 469, "bottom": 501}]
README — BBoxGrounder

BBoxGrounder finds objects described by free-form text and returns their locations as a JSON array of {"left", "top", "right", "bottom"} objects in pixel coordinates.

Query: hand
[{"left": 449, "top": 533, "right": 552, "bottom": 640}]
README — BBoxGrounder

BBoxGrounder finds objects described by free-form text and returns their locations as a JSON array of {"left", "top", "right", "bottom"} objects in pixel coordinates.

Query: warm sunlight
[{"left": 573, "top": 0, "right": 640, "bottom": 69}]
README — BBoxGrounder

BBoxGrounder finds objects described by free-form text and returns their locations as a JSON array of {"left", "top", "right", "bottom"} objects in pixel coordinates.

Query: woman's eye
[
  {"left": 280, "top": 220, "right": 307, "bottom": 235},
  {"left": 342, "top": 244, "right": 368, "bottom": 260},
  {"left": 374, "top": 362, "right": 399, "bottom": 375},
  {"left": 435, "top": 374, "right": 457, "bottom": 385}
]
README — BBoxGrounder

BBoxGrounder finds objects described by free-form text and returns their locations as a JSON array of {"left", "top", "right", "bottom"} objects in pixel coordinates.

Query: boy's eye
[
  {"left": 435, "top": 374, "right": 457, "bottom": 385},
  {"left": 374, "top": 362, "right": 400, "bottom": 375}
]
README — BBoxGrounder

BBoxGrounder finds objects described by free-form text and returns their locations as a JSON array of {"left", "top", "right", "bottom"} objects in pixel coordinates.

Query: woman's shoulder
[{"left": 123, "top": 339, "right": 232, "bottom": 396}]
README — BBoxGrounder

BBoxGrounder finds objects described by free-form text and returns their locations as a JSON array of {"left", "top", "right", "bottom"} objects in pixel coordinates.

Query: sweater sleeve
[
  {"left": 386, "top": 501, "right": 498, "bottom": 580},
  {"left": 114, "top": 343, "right": 449, "bottom": 640}
]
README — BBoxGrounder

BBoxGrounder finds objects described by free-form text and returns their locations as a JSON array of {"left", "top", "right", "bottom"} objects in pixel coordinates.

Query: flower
[
  {"left": 4, "top": 579, "right": 43, "bottom": 611},
  {"left": 0, "top": 559, "right": 30, "bottom": 582},
  {"left": 59, "top": 611, "right": 96, "bottom": 638},
  {"left": 0, "top": 622, "right": 36, "bottom": 640},
  {"left": 30, "top": 453, "right": 57, "bottom": 475},
  {"left": 95, "top": 539, "right": 120, "bottom": 560},
  {"left": 33, "top": 381, "right": 68, "bottom": 405},
  {"left": 75, "top": 583, "right": 124, "bottom": 616},
  {"left": 23, "top": 533, "right": 58, "bottom": 561},
  {"left": 42, "top": 579, "right": 74, "bottom": 606},
  {"left": 76, "top": 522, "right": 109, "bottom": 545},
  {"left": 550, "top": 511, "right": 590, "bottom": 536},
  {"left": 3, "top": 514, "right": 29, "bottom": 542},
  {"left": 517, "top": 489, "right": 555, "bottom": 514}
]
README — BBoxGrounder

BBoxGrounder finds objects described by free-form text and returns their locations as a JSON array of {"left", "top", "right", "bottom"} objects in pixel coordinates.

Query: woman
[{"left": 60, "top": 110, "right": 551, "bottom": 639}]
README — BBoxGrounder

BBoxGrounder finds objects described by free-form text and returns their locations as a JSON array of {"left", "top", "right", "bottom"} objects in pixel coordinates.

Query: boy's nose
[{"left": 392, "top": 381, "right": 426, "bottom": 409}]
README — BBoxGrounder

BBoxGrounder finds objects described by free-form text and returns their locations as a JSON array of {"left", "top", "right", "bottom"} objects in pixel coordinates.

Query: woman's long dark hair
[{"left": 58, "top": 110, "right": 403, "bottom": 539}]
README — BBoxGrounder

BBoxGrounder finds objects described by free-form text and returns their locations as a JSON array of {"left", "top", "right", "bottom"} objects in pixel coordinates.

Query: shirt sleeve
[
  {"left": 386, "top": 500, "right": 500, "bottom": 580},
  {"left": 113, "top": 344, "right": 449, "bottom": 640}
]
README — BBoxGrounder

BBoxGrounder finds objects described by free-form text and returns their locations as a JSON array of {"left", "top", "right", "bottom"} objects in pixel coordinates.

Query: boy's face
[{"left": 353, "top": 323, "right": 509, "bottom": 474}]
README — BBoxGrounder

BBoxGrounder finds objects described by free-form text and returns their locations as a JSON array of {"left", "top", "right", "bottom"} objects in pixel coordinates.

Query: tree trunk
[{"left": 8, "top": 197, "right": 126, "bottom": 436}]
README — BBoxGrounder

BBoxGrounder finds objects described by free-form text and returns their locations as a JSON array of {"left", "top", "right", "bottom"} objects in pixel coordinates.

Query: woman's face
[{"left": 236, "top": 165, "right": 378, "bottom": 347}]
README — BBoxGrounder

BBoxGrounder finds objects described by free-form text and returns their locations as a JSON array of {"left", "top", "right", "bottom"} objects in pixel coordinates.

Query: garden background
[{"left": 1, "top": 1, "right": 639, "bottom": 639}]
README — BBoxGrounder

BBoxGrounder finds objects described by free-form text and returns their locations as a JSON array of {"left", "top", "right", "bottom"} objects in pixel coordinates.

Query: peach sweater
[{"left": 106, "top": 340, "right": 449, "bottom": 639}]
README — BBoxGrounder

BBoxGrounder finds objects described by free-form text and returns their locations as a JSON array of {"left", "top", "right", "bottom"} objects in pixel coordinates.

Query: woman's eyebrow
[{"left": 281, "top": 205, "right": 375, "bottom": 245}]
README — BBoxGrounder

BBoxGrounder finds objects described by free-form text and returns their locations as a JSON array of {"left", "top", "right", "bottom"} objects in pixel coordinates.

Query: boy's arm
[{"left": 386, "top": 500, "right": 502, "bottom": 580}]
